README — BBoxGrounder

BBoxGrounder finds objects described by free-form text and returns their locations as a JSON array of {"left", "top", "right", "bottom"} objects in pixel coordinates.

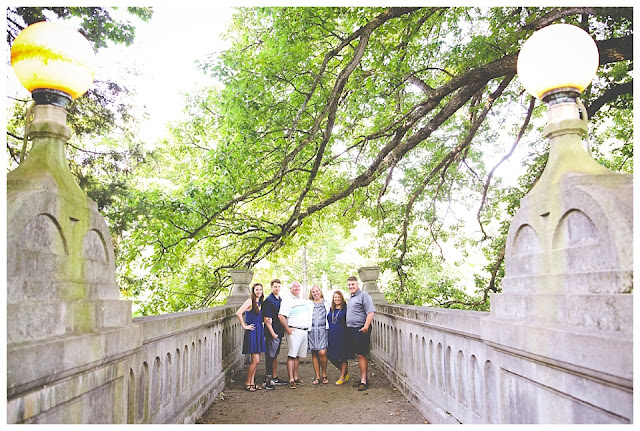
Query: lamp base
[
  {"left": 541, "top": 87, "right": 581, "bottom": 106},
  {"left": 32, "top": 88, "right": 72, "bottom": 108}
]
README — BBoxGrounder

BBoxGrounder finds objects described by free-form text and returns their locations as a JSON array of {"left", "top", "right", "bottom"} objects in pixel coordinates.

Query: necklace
[{"left": 331, "top": 308, "right": 340, "bottom": 324}]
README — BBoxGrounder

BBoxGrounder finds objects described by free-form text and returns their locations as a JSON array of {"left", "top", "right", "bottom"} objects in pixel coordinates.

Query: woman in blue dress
[
  {"left": 327, "top": 290, "right": 351, "bottom": 385},
  {"left": 235, "top": 283, "right": 266, "bottom": 392}
]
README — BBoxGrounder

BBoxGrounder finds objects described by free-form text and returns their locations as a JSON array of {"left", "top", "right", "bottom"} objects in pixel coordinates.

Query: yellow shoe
[{"left": 336, "top": 374, "right": 349, "bottom": 385}]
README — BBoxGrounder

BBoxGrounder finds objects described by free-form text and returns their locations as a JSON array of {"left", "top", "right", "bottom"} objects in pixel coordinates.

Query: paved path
[{"left": 198, "top": 350, "right": 427, "bottom": 424}]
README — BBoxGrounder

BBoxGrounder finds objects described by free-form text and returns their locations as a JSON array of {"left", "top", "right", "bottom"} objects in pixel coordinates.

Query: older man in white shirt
[{"left": 278, "top": 280, "right": 312, "bottom": 389}]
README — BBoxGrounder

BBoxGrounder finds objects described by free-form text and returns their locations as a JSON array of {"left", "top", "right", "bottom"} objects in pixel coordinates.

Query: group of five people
[{"left": 235, "top": 276, "right": 375, "bottom": 392}]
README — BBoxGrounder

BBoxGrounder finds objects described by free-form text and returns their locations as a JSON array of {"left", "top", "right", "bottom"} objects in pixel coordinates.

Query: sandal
[
  {"left": 244, "top": 384, "right": 256, "bottom": 392},
  {"left": 357, "top": 382, "right": 369, "bottom": 391},
  {"left": 312, "top": 377, "right": 320, "bottom": 385},
  {"left": 255, "top": 384, "right": 263, "bottom": 390},
  {"left": 322, "top": 376, "right": 329, "bottom": 384}
]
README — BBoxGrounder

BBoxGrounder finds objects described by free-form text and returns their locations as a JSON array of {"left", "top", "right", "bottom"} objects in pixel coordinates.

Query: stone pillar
[
  {"left": 358, "top": 266, "right": 387, "bottom": 303},
  {"left": 482, "top": 100, "right": 633, "bottom": 422},
  {"left": 226, "top": 269, "right": 253, "bottom": 306},
  {"left": 7, "top": 105, "right": 141, "bottom": 423}
]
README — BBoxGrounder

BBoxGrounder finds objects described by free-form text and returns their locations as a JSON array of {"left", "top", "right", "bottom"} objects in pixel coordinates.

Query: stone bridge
[{"left": 6, "top": 102, "right": 633, "bottom": 423}]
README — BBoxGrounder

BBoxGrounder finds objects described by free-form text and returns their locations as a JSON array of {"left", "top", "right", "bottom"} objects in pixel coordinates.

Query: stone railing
[
  {"left": 370, "top": 302, "right": 632, "bottom": 424},
  {"left": 371, "top": 305, "right": 491, "bottom": 423},
  {"left": 126, "top": 306, "right": 244, "bottom": 424},
  {"left": 7, "top": 305, "right": 244, "bottom": 424}
]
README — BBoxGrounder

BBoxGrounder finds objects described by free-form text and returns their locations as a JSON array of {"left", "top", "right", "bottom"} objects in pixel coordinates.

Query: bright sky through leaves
[{"left": 101, "top": 6, "right": 233, "bottom": 142}]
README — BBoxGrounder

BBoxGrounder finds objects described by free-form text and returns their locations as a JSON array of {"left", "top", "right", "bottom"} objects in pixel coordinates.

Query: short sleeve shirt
[
  {"left": 263, "top": 293, "right": 284, "bottom": 337},
  {"left": 279, "top": 292, "right": 312, "bottom": 329},
  {"left": 346, "top": 289, "right": 375, "bottom": 328}
]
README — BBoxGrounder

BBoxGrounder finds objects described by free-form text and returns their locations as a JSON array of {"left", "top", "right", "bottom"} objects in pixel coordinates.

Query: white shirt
[{"left": 279, "top": 291, "right": 312, "bottom": 329}]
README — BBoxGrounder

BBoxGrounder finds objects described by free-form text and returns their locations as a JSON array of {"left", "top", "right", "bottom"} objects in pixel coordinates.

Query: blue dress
[
  {"left": 327, "top": 306, "right": 351, "bottom": 362},
  {"left": 242, "top": 307, "right": 266, "bottom": 354}
]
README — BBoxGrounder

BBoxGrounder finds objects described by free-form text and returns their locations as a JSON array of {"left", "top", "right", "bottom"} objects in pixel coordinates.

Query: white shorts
[{"left": 287, "top": 328, "right": 308, "bottom": 358}]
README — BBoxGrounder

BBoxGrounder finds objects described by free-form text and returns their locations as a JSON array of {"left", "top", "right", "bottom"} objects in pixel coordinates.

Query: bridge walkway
[{"left": 197, "top": 345, "right": 428, "bottom": 424}]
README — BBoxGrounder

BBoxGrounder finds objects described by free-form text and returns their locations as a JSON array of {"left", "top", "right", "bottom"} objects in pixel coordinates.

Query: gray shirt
[{"left": 346, "top": 289, "right": 375, "bottom": 328}]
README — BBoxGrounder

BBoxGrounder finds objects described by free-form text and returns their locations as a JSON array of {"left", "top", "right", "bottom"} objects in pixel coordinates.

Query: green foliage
[
  {"left": 7, "top": 6, "right": 153, "bottom": 46},
  {"left": 29, "top": 7, "right": 631, "bottom": 315}
]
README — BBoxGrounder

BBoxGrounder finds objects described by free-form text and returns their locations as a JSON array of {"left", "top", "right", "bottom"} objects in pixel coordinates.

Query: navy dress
[
  {"left": 242, "top": 307, "right": 266, "bottom": 354},
  {"left": 327, "top": 306, "right": 351, "bottom": 364}
]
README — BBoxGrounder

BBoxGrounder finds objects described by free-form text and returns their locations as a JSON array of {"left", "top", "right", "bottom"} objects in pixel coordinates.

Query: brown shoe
[
  {"left": 357, "top": 382, "right": 369, "bottom": 391},
  {"left": 289, "top": 381, "right": 296, "bottom": 389}
]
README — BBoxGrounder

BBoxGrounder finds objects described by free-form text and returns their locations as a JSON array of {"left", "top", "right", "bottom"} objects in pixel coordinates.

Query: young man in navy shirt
[{"left": 262, "top": 278, "right": 288, "bottom": 389}]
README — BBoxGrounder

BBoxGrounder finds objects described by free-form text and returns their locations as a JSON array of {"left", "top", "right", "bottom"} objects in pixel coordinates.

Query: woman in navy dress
[
  {"left": 235, "top": 283, "right": 266, "bottom": 392},
  {"left": 327, "top": 290, "right": 351, "bottom": 385}
]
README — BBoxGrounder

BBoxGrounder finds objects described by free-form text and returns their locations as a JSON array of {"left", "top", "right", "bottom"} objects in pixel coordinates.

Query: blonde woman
[{"left": 308, "top": 285, "right": 331, "bottom": 384}]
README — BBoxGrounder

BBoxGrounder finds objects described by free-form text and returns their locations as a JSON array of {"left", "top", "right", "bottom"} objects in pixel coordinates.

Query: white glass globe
[
  {"left": 11, "top": 21, "right": 96, "bottom": 100},
  {"left": 517, "top": 24, "right": 599, "bottom": 99}
]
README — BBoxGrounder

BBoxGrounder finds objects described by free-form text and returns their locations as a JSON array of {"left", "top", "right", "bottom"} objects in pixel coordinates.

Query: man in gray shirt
[{"left": 346, "top": 275, "right": 375, "bottom": 391}]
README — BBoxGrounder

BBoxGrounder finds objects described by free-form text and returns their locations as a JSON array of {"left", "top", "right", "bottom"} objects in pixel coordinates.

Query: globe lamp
[
  {"left": 517, "top": 24, "right": 599, "bottom": 105},
  {"left": 517, "top": 23, "right": 610, "bottom": 193},
  {"left": 11, "top": 21, "right": 96, "bottom": 108}
]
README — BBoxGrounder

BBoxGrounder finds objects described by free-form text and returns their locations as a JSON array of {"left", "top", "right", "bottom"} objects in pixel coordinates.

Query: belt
[{"left": 290, "top": 326, "right": 308, "bottom": 330}]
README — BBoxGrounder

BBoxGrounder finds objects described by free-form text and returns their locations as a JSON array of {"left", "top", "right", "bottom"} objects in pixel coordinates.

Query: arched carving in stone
[
  {"left": 83, "top": 228, "right": 109, "bottom": 262},
  {"left": 457, "top": 350, "right": 467, "bottom": 406},
  {"left": 396, "top": 328, "right": 402, "bottom": 369},
  {"left": 552, "top": 209, "right": 614, "bottom": 276},
  {"left": 429, "top": 340, "right": 435, "bottom": 384},
  {"left": 22, "top": 213, "right": 68, "bottom": 255},
  {"left": 182, "top": 346, "right": 189, "bottom": 391},
  {"left": 151, "top": 357, "right": 161, "bottom": 413},
  {"left": 553, "top": 209, "right": 599, "bottom": 249},
  {"left": 175, "top": 348, "right": 181, "bottom": 395},
  {"left": 192, "top": 341, "right": 197, "bottom": 382},
  {"left": 484, "top": 360, "right": 497, "bottom": 423},
  {"left": 204, "top": 337, "right": 209, "bottom": 375},
  {"left": 128, "top": 368, "right": 136, "bottom": 424},
  {"left": 437, "top": 342, "right": 444, "bottom": 390},
  {"left": 512, "top": 224, "right": 543, "bottom": 255},
  {"left": 421, "top": 336, "right": 427, "bottom": 380},
  {"left": 446, "top": 346, "right": 454, "bottom": 397},
  {"left": 470, "top": 355, "right": 482, "bottom": 414},
  {"left": 138, "top": 362, "right": 149, "bottom": 421},
  {"left": 508, "top": 224, "right": 543, "bottom": 277},
  {"left": 164, "top": 352, "right": 172, "bottom": 405}
]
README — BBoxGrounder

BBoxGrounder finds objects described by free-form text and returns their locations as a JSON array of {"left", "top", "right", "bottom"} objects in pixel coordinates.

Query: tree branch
[
  {"left": 586, "top": 81, "right": 632, "bottom": 118},
  {"left": 477, "top": 94, "right": 536, "bottom": 239}
]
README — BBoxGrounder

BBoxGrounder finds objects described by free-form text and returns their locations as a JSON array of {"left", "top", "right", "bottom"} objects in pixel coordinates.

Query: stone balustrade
[
  {"left": 125, "top": 307, "right": 244, "bottom": 423},
  {"left": 7, "top": 305, "right": 245, "bottom": 424},
  {"left": 370, "top": 301, "right": 632, "bottom": 424}
]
